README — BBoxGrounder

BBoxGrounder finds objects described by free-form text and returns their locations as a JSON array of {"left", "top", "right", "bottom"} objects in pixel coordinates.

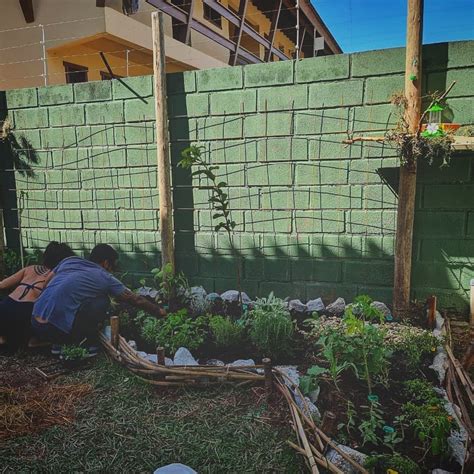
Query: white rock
[
  {"left": 371, "top": 301, "right": 391, "bottom": 318},
  {"left": 146, "top": 354, "right": 158, "bottom": 363},
  {"left": 288, "top": 299, "right": 307, "bottom": 313},
  {"left": 173, "top": 347, "right": 198, "bottom": 366},
  {"left": 276, "top": 365, "right": 300, "bottom": 388},
  {"left": 295, "top": 394, "right": 321, "bottom": 419},
  {"left": 229, "top": 358, "right": 255, "bottom": 367},
  {"left": 165, "top": 357, "right": 174, "bottom": 366},
  {"left": 429, "top": 347, "right": 448, "bottom": 384},
  {"left": 102, "top": 326, "right": 111, "bottom": 340},
  {"left": 154, "top": 464, "right": 197, "bottom": 474},
  {"left": 326, "top": 297, "right": 346, "bottom": 317},
  {"left": 431, "top": 470, "right": 454, "bottom": 474},
  {"left": 306, "top": 298, "right": 325, "bottom": 313},
  {"left": 435, "top": 311, "right": 445, "bottom": 331},
  {"left": 137, "top": 286, "right": 159, "bottom": 299},
  {"left": 206, "top": 359, "right": 225, "bottom": 366},
  {"left": 326, "top": 444, "right": 367, "bottom": 474},
  {"left": 220, "top": 290, "right": 251, "bottom": 304},
  {"left": 308, "top": 386, "right": 320, "bottom": 404},
  {"left": 128, "top": 340, "right": 137, "bottom": 350}
]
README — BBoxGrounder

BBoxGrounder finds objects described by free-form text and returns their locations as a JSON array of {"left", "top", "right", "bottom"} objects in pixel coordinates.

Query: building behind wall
[{"left": 0, "top": 0, "right": 341, "bottom": 90}]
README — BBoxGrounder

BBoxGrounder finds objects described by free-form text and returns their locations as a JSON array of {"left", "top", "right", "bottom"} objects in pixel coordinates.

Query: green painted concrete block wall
[{"left": 3, "top": 41, "right": 474, "bottom": 309}]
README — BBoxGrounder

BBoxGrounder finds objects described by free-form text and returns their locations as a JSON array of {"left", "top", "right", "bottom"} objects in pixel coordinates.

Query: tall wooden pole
[
  {"left": 393, "top": 0, "right": 423, "bottom": 317},
  {"left": 152, "top": 11, "right": 175, "bottom": 272},
  {"left": 0, "top": 207, "right": 5, "bottom": 278}
]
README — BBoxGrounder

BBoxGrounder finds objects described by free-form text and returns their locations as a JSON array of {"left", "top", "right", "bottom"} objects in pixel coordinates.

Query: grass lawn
[{"left": 0, "top": 355, "right": 304, "bottom": 473}]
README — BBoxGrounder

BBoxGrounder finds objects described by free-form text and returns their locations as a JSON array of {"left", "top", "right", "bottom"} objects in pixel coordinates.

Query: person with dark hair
[
  {"left": 0, "top": 242, "right": 75, "bottom": 352},
  {"left": 31, "top": 243, "right": 166, "bottom": 355}
]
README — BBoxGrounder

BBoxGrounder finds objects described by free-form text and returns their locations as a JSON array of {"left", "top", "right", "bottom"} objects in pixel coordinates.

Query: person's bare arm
[
  {"left": 0, "top": 268, "right": 25, "bottom": 291},
  {"left": 117, "top": 289, "right": 166, "bottom": 317}
]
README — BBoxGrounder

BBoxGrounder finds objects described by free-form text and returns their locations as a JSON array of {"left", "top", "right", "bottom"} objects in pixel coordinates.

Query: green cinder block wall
[{"left": 2, "top": 41, "right": 473, "bottom": 310}]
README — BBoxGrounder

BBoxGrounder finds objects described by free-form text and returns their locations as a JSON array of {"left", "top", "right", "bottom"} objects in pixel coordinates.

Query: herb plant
[
  {"left": 358, "top": 398, "right": 385, "bottom": 446},
  {"left": 365, "top": 454, "right": 420, "bottom": 474},
  {"left": 61, "top": 345, "right": 89, "bottom": 361},
  {"left": 141, "top": 309, "right": 208, "bottom": 354},
  {"left": 299, "top": 365, "right": 328, "bottom": 396},
  {"left": 248, "top": 292, "right": 294, "bottom": 360},
  {"left": 209, "top": 315, "right": 244, "bottom": 349},
  {"left": 151, "top": 263, "right": 189, "bottom": 304},
  {"left": 391, "top": 329, "right": 440, "bottom": 371}
]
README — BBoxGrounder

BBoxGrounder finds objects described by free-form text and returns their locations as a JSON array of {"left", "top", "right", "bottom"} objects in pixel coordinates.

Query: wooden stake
[
  {"left": 263, "top": 358, "right": 273, "bottom": 398},
  {"left": 152, "top": 11, "right": 175, "bottom": 273},
  {"left": 393, "top": 0, "right": 424, "bottom": 318},
  {"left": 321, "top": 411, "right": 337, "bottom": 438},
  {"left": 0, "top": 205, "right": 5, "bottom": 278},
  {"left": 427, "top": 295, "right": 437, "bottom": 328},
  {"left": 156, "top": 346, "right": 165, "bottom": 365},
  {"left": 110, "top": 316, "right": 119, "bottom": 349}
]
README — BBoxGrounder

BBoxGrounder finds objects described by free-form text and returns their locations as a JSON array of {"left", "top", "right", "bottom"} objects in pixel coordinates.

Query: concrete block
[
  {"left": 115, "top": 123, "right": 155, "bottom": 145},
  {"left": 262, "top": 234, "right": 310, "bottom": 258},
  {"left": 167, "top": 71, "right": 196, "bottom": 95},
  {"left": 201, "top": 116, "right": 243, "bottom": 140},
  {"left": 420, "top": 239, "right": 474, "bottom": 262},
  {"left": 412, "top": 262, "right": 461, "bottom": 289},
  {"left": 446, "top": 97, "right": 473, "bottom": 124},
  {"left": 216, "top": 233, "right": 259, "bottom": 256},
  {"left": 199, "top": 209, "right": 243, "bottom": 231},
  {"left": 95, "top": 189, "right": 130, "bottom": 209},
  {"left": 295, "top": 161, "right": 348, "bottom": 185},
  {"left": 261, "top": 187, "right": 310, "bottom": 210},
  {"left": 23, "top": 190, "right": 57, "bottom": 209},
  {"left": 257, "top": 85, "right": 307, "bottom": 111},
  {"left": 130, "top": 189, "right": 159, "bottom": 209},
  {"left": 113, "top": 75, "right": 153, "bottom": 99},
  {"left": 38, "top": 84, "right": 73, "bottom": 105},
  {"left": 414, "top": 211, "right": 465, "bottom": 237},
  {"left": 447, "top": 40, "right": 474, "bottom": 68},
  {"left": 81, "top": 169, "right": 118, "bottom": 189},
  {"left": 176, "top": 254, "right": 199, "bottom": 277},
  {"left": 52, "top": 148, "right": 88, "bottom": 169},
  {"left": 424, "top": 184, "right": 474, "bottom": 209},
  {"left": 83, "top": 210, "right": 118, "bottom": 230},
  {"left": 353, "top": 104, "right": 398, "bottom": 132},
  {"left": 296, "top": 54, "right": 349, "bottom": 83},
  {"left": 309, "top": 234, "right": 363, "bottom": 259},
  {"left": 14, "top": 108, "right": 48, "bottom": 129},
  {"left": 347, "top": 210, "right": 396, "bottom": 234},
  {"left": 127, "top": 145, "right": 156, "bottom": 166},
  {"left": 352, "top": 47, "right": 405, "bottom": 77},
  {"left": 196, "top": 66, "right": 242, "bottom": 91},
  {"left": 305, "top": 282, "right": 356, "bottom": 303},
  {"left": 427, "top": 68, "right": 474, "bottom": 98},
  {"left": 41, "top": 128, "right": 76, "bottom": 149},
  {"left": 247, "top": 162, "right": 292, "bottom": 186},
  {"left": 85, "top": 101, "right": 124, "bottom": 124},
  {"left": 310, "top": 185, "right": 363, "bottom": 209},
  {"left": 169, "top": 118, "right": 197, "bottom": 142},
  {"left": 245, "top": 210, "right": 291, "bottom": 233},
  {"left": 199, "top": 255, "right": 242, "bottom": 278},
  {"left": 343, "top": 260, "right": 394, "bottom": 285},
  {"left": 349, "top": 158, "right": 395, "bottom": 184},
  {"left": 48, "top": 209, "right": 82, "bottom": 229},
  {"left": 263, "top": 258, "right": 290, "bottom": 281},
  {"left": 57, "top": 190, "right": 93, "bottom": 209},
  {"left": 133, "top": 231, "right": 161, "bottom": 253},
  {"left": 124, "top": 98, "right": 155, "bottom": 121},
  {"left": 364, "top": 185, "right": 398, "bottom": 209},
  {"left": 365, "top": 75, "right": 404, "bottom": 104},
  {"left": 361, "top": 236, "right": 395, "bottom": 259},
  {"left": 88, "top": 148, "right": 126, "bottom": 168},
  {"left": 118, "top": 209, "right": 158, "bottom": 230},
  {"left": 95, "top": 230, "right": 135, "bottom": 252},
  {"left": 309, "top": 134, "right": 363, "bottom": 160},
  {"left": 295, "top": 108, "right": 350, "bottom": 135},
  {"left": 244, "top": 60, "right": 293, "bottom": 87},
  {"left": 117, "top": 167, "right": 157, "bottom": 188},
  {"left": 210, "top": 140, "right": 257, "bottom": 163},
  {"left": 75, "top": 81, "right": 112, "bottom": 102},
  {"left": 244, "top": 112, "right": 293, "bottom": 137},
  {"left": 169, "top": 93, "right": 209, "bottom": 117},
  {"left": 49, "top": 104, "right": 85, "bottom": 127},
  {"left": 15, "top": 171, "right": 45, "bottom": 190},
  {"left": 76, "top": 125, "right": 115, "bottom": 147},
  {"left": 6, "top": 87, "right": 37, "bottom": 108},
  {"left": 258, "top": 137, "right": 308, "bottom": 161},
  {"left": 295, "top": 210, "right": 344, "bottom": 233},
  {"left": 209, "top": 89, "right": 255, "bottom": 115},
  {"left": 12, "top": 130, "right": 41, "bottom": 149},
  {"left": 309, "top": 80, "right": 364, "bottom": 108},
  {"left": 46, "top": 170, "right": 80, "bottom": 189},
  {"left": 244, "top": 258, "right": 264, "bottom": 279},
  {"left": 195, "top": 233, "right": 216, "bottom": 254}
]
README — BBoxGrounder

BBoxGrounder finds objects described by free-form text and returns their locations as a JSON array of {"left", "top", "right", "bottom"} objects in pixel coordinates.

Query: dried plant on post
[{"left": 178, "top": 145, "right": 242, "bottom": 303}]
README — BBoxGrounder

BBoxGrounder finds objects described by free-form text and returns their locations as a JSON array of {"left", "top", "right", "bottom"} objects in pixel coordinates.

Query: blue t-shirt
[{"left": 33, "top": 256, "right": 126, "bottom": 334}]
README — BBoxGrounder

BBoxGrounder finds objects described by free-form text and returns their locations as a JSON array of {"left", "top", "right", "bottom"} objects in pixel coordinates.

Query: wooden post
[
  {"left": 393, "top": 0, "right": 424, "bottom": 318},
  {"left": 0, "top": 207, "right": 5, "bottom": 278},
  {"left": 110, "top": 316, "right": 119, "bottom": 349},
  {"left": 152, "top": 11, "right": 175, "bottom": 273},
  {"left": 427, "top": 295, "right": 437, "bottom": 328},
  {"left": 156, "top": 346, "right": 165, "bottom": 365},
  {"left": 263, "top": 358, "right": 273, "bottom": 398}
]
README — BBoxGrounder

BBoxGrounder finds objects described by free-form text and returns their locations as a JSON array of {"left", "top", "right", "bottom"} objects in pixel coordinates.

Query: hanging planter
[{"left": 420, "top": 102, "right": 461, "bottom": 137}]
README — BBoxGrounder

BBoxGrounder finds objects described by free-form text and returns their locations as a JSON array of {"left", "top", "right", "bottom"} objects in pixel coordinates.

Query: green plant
[
  {"left": 299, "top": 365, "right": 328, "bottom": 396},
  {"left": 348, "top": 295, "right": 384, "bottom": 322},
  {"left": 365, "top": 454, "right": 420, "bottom": 474},
  {"left": 358, "top": 398, "right": 385, "bottom": 446},
  {"left": 178, "top": 146, "right": 241, "bottom": 298},
  {"left": 209, "top": 315, "right": 244, "bottom": 349},
  {"left": 151, "top": 263, "right": 189, "bottom": 303},
  {"left": 141, "top": 309, "right": 208, "bottom": 354},
  {"left": 343, "top": 304, "right": 391, "bottom": 393},
  {"left": 317, "top": 332, "right": 357, "bottom": 390},
  {"left": 248, "top": 293, "right": 294, "bottom": 359},
  {"left": 60, "top": 345, "right": 89, "bottom": 361},
  {"left": 337, "top": 400, "right": 356, "bottom": 440},
  {"left": 403, "top": 379, "right": 442, "bottom": 406},
  {"left": 391, "top": 329, "right": 440, "bottom": 371},
  {"left": 382, "top": 425, "right": 403, "bottom": 452},
  {"left": 402, "top": 401, "right": 453, "bottom": 456}
]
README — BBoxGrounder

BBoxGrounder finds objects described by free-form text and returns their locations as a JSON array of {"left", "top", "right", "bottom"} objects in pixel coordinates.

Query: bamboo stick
[
  {"left": 110, "top": 316, "right": 119, "bottom": 349},
  {"left": 291, "top": 405, "right": 319, "bottom": 473},
  {"left": 446, "top": 346, "right": 474, "bottom": 405},
  {"left": 263, "top": 358, "right": 273, "bottom": 399},
  {"left": 157, "top": 347, "right": 165, "bottom": 365}
]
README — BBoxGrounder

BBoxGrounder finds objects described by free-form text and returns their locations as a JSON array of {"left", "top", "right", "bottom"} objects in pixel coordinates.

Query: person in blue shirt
[{"left": 31, "top": 243, "right": 166, "bottom": 352}]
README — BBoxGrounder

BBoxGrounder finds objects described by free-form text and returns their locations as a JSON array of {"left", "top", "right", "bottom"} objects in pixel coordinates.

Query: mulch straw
[{"left": 0, "top": 383, "right": 92, "bottom": 440}]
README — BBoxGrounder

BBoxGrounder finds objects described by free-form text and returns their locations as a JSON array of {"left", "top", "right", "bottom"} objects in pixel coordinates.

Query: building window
[
  {"left": 204, "top": 4, "right": 222, "bottom": 28},
  {"left": 64, "top": 62, "right": 88, "bottom": 84}
]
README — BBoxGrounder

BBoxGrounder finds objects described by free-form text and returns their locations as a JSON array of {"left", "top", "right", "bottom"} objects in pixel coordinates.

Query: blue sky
[{"left": 313, "top": 0, "right": 474, "bottom": 53}]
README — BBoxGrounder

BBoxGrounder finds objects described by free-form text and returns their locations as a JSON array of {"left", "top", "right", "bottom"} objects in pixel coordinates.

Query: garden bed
[{"left": 107, "top": 275, "right": 471, "bottom": 473}]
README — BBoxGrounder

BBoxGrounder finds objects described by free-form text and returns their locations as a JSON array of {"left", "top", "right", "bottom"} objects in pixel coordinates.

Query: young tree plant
[{"left": 178, "top": 145, "right": 242, "bottom": 302}]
